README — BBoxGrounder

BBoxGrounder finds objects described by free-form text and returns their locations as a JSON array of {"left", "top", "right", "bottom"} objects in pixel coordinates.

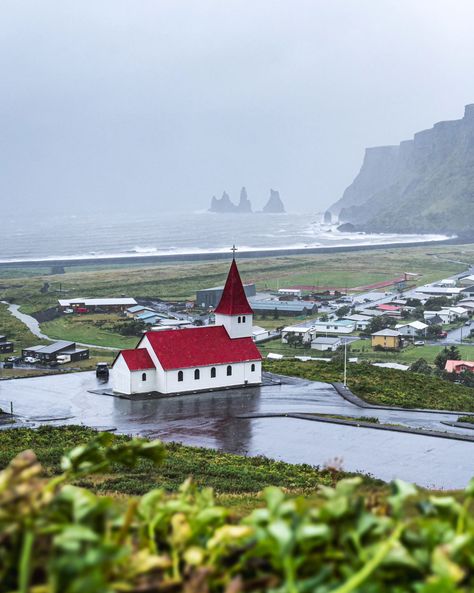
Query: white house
[
  {"left": 423, "top": 310, "right": 454, "bottom": 325},
  {"left": 441, "top": 306, "right": 469, "bottom": 320},
  {"left": 342, "top": 314, "right": 372, "bottom": 330},
  {"left": 311, "top": 336, "right": 343, "bottom": 351},
  {"left": 252, "top": 326, "right": 271, "bottom": 342},
  {"left": 281, "top": 325, "right": 314, "bottom": 345},
  {"left": 112, "top": 259, "right": 262, "bottom": 395},
  {"left": 395, "top": 321, "right": 429, "bottom": 338},
  {"left": 311, "top": 320, "right": 356, "bottom": 334}
]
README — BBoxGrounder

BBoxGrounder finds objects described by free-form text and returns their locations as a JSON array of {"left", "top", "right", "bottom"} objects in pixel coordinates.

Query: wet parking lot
[{"left": 1, "top": 371, "right": 474, "bottom": 489}]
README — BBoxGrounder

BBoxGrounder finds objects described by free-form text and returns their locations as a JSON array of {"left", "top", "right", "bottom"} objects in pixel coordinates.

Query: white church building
[{"left": 112, "top": 258, "right": 262, "bottom": 395}]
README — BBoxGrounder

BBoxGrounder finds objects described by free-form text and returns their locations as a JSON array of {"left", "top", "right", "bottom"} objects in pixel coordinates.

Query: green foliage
[
  {"left": 409, "top": 358, "right": 432, "bottom": 376},
  {"left": 457, "top": 415, "right": 474, "bottom": 424},
  {"left": 264, "top": 359, "right": 474, "bottom": 412},
  {"left": 0, "top": 426, "right": 341, "bottom": 498},
  {"left": 434, "top": 346, "right": 461, "bottom": 370},
  {"left": 426, "top": 324, "right": 443, "bottom": 340},
  {"left": 3, "top": 434, "right": 474, "bottom": 591},
  {"left": 366, "top": 315, "right": 396, "bottom": 335}
]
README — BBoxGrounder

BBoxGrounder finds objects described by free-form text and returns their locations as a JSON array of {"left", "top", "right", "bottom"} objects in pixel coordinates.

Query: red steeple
[{"left": 214, "top": 259, "right": 253, "bottom": 315}]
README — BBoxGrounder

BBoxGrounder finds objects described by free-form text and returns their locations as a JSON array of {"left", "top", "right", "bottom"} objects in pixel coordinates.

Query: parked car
[
  {"left": 63, "top": 308, "right": 74, "bottom": 314},
  {"left": 96, "top": 362, "right": 109, "bottom": 378},
  {"left": 414, "top": 340, "right": 425, "bottom": 346},
  {"left": 4, "top": 356, "right": 17, "bottom": 363},
  {"left": 48, "top": 361, "right": 59, "bottom": 368},
  {"left": 3, "top": 362, "right": 13, "bottom": 369}
]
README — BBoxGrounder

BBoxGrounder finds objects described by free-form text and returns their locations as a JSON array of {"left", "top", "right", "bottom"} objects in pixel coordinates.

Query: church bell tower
[{"left": 214, "top": 251, "right": 253, "bottom": 339}]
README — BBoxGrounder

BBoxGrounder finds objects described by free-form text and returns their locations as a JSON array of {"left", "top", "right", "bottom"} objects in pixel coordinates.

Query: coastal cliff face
[{"left": 330, "top": 104, "right": 474, "bottom": 234}]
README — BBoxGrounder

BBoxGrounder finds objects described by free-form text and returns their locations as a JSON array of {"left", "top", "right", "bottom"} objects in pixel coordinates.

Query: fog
[{"left": 2, "top": 0, "right": 474, "bottom": 214}]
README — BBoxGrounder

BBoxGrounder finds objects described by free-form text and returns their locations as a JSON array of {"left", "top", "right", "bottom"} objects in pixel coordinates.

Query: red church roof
[
  {"left": 119, "top": 348, "right": 156, "bottom": 371},
  {"left": 214, "top": 259, "right": 254, "bottom": 315},
  {"left": 142, "top": 326, "right": 261, "bottom": 370}
]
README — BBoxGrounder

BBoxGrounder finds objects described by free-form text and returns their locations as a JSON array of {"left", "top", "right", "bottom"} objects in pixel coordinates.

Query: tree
[
  {"left": 286, "top": 334, "right": 303, "bottom": 349},
  {"left": 273, "top": 308, "right": 279, "bottom": 320},
  {"left": 426, "top": 325, "right": 443, "bottom": 340},
  {"left": 425, "top": 296, "right": 451, "bottom": 310},
  {"left": 336, "top": 305, "right": 351, "bottom": 318},
  {"left": 434, "top": 346, "right": 461, "bottom": 370},
  {"left": 366, "top": 315, "right": 396, "bottom": 335},
  {"left": 409, "top": 358, "right": 432, "bottom": 376},
  {"left": 413, "top": 306, "right": 425, "bottom": 321},
  {"left": 319, "top": 313, "right": 329, "bottom": 322}
]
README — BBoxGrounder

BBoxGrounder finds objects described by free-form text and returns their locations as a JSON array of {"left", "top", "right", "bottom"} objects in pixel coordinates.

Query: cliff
[
  {"left": 330, "top": 104, "right": 474, "bottom": 234},
  {"left": 262, "top": 189, "right": 285, "bottom": 213}
]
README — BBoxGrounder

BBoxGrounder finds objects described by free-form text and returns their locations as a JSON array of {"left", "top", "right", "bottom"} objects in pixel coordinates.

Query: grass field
[
  {"left": 41, "top": 314, "right": 138, "bottom": 349},
  {"left": 0, "top": 425, "right": 382, "bottom": 513},
  {"left": 265, "top": 359, "right": 474, "bottom": 411},
  {"left": 0, "top": 302, "right": 47, "bottom": 353},
  {"left": 1, "top": 243, "right": 472, "bottom": 317}
]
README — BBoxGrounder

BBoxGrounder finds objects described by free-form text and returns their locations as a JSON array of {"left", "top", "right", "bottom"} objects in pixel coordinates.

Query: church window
[
  {"left": 227, "top": 365, "right": 232, "bottom": 376},
  {"left": 211, "top": 367, "right": 216, "bottom": 378},
  {"left": 178, "top": 370, "right": 184, "bottom": 382},
  {"left": 251, "top": 363, "right": 255, "bottom": 372},
  {"left": 194, "top": 369, "right": 200, "bottom": 380},
  {"left": 243, "top": 316, "right": 246, "bottom": 323},
  {"left": 238, "top": 316, "right": 241, "bottom": 323},
  {"left": 142, "top": 373, "right": 147, "bottom": 381}
]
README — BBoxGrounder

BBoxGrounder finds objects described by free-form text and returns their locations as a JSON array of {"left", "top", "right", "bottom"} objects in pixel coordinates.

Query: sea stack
[
  {"left": 236, "top": 186, "right": 252, "bottom": 213},
  {"left": 209, "top": 191, "right": 237, "bottom": 213},
  {"left": 262, "top": 189, "right": 285, "bottom": 213}
]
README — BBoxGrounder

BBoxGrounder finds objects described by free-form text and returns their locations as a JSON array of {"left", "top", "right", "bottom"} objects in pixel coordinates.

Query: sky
[{"left": 2, "top": 0, "right": 474, "bottom": 214}]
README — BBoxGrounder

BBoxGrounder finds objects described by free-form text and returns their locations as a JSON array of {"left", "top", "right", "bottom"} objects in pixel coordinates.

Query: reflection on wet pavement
[{"left": 1, "top": 371, "right": 473, "bottom": 489}]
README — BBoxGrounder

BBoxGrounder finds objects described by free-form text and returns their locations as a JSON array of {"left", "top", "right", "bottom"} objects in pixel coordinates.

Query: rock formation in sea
[
  {"left": 323, "top": 211, "right": 332, "bottom": 224},
  {"left": 209, "top": 192, "right": 237, "bottom": 213},
  {"left": 236, "top": 186, "right": 252, "bottom": 213},
  {"left": 262, "top": 189, "right": 285, "bottom": 213},
  {"left": 329, "top": 104, "right": 474, "bottom": 234}
]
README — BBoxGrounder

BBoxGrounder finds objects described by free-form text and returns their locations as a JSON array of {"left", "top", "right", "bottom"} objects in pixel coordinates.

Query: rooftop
[
  {"left": 214, "top": 259, "right": 254, "bottom": 316},
  {"left": 142, "top": 326, "right": 261, "bottom": 370}
]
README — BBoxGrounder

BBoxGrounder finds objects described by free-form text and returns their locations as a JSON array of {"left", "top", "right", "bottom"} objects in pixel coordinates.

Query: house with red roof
[
  {"left": 444, "top": 360, "right": 474, "bottom": 374},
  {"left": 112, "top": 258, "right": 262, "bottom": 395}
]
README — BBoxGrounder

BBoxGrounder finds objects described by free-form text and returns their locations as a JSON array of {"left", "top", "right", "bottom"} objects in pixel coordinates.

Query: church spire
[{"left": 214, "top": 257, "right": 253, "bottom": 316}]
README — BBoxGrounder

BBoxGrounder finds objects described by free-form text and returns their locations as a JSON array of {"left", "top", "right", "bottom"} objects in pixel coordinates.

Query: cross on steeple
[{"left": 231, "top": 244, "right": 238, "bottom": 258}]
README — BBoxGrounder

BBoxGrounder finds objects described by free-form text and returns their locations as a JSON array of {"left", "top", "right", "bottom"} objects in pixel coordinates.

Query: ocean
[{"left": 0, "top": 210, "right": 449, "bottom": 263}]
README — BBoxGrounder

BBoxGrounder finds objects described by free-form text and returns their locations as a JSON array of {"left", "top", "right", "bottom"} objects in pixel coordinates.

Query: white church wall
[
  {"left": 112, "top": 355, "right": 132, "bottom": 394},
  {"left": 112, "top": 354, "right": 158, "bottom": 394},
  {"left": 163, "top": 360, "right": 261, "bottom": 394}
]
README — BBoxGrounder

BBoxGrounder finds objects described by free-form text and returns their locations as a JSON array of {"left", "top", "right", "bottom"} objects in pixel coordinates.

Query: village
[{"left": 2, "top": 249, "right": 474, "bottom": 390}]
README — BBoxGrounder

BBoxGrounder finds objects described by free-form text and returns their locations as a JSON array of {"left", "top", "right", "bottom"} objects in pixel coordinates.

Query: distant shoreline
[{"left": 0, "top": 236, "right": 460, "bottom": 269}]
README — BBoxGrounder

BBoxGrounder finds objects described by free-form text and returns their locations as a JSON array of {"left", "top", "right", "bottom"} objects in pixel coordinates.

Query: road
[{"left": 1, "top": 371, "right": 474, "bottom": 488}]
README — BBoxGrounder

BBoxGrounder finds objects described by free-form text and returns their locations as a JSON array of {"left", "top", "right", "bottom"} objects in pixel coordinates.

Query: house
[
  {"left": 311, "top": 320, "right": 356, "bottom": 334},
  {"left": 281, "top": 325, "right": 314, "bottom": 344},
  {"left": 458, "top": 298, "right": 474, "bottom": 313},
  {"left": 112, "top": 258, "right": 262, "bottom": 395},
  {"left": 22, "top": 341, "right": 89, "bottom": 363},
  {"left": 424, "top": 310, "right": 455, "bottom": 325},
  {"left": 58, "top": 298, "right": 137, "bottom": 313},
  {"left": 458, "top": 275, "right": 474, "bottom": 287},
  {"left": 126, "top": 305, "right": 157, "bottom": 318},
  {"left": 196, "top": 283, "right": 256, "bottom": 309},
  {"left": 0, "top": 336, "right": 14, "bottom": 354},
  {"left": 249, "top": 299, "right": 317, "bottom": 316},
  {"left": 460, "top": 286, "right": 474, "bottom": 299},
  {"left": 376, "top": 304, "right": 401, "bottom": 317},
  {"left": 342, "top": 314, "right": 372, "bottom": 330},
  {"left": 395, "top": 321, "right": 429, "bottom": 338},
  {"left": 311, "top": 336, "right": 343, "bottom": 351},
  {"left": 441, "top": 306, "right": 469, "bottom": 320},
  {"left": 445, "top": 360, "right": 474, "bottom": 374},
  {"left": 277, "top": 288, "right": 302, "bottom": 298},
  {"left": 371, "top": 329, "right": 402, "bottom": 350},
  {"left": 252, "top": 326, "right": 271, "bottom": 342},
  {"left": 415, "top": 285, "right": 463, "bottom": 297}
]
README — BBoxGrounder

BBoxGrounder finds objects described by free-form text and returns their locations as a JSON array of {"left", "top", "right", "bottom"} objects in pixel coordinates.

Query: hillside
[{"left": 330, "top": 104, "right": 474, "bottom": 235}]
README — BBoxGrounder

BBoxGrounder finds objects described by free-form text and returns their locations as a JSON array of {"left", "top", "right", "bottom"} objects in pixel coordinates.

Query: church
[{"left": 111, "top": 257, "right": 262, "bottom": 395}]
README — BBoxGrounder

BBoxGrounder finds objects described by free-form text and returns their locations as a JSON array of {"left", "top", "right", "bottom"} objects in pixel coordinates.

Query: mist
[{"left": 2, "top": 0, "right": 474, "bottom": 214}]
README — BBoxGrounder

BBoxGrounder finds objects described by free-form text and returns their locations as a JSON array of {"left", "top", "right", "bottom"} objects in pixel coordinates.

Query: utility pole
[{"left": 343, "top": 339, "right": 348, "bottom": 387}]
